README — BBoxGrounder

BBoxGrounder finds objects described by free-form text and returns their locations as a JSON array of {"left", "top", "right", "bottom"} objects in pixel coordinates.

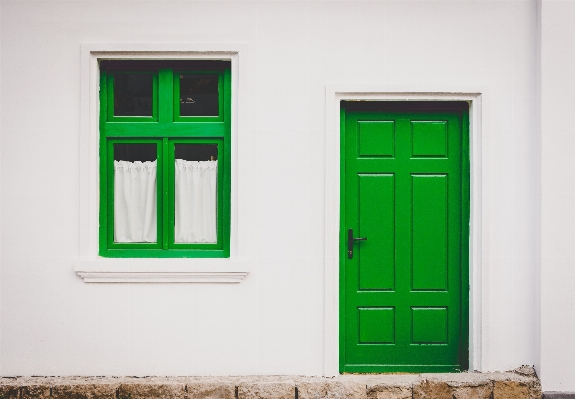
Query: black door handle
[{"left": 348, "top": 228, "right": 367, "bottom": 259}]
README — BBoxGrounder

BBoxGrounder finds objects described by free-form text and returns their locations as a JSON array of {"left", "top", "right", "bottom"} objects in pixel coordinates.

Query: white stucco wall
[
  {"left": 0, "top": 1, "right": 540, "bottom": 377},
  {"left": 541, "top": 0, "right": 575, "bottom": 392}
]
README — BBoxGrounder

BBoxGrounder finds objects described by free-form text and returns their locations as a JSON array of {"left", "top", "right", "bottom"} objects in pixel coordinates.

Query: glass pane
[
  {"left": 179, "top": 75, "right": 219, "bottom": 116},
  {"left": 114, "top": 74, "right": 153, "bottom": 116},
  {"left": 174, "top": 144, "right": 218, "bottom": 243},
  {"left": 114, "top": 143, "right": 157, "bottom": 243}
]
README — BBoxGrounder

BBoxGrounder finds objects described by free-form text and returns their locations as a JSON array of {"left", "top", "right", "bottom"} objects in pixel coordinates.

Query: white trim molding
[
  {"left": 323, "top": 85, "right": 484, "bottom": 376},
  {"left": 74, "top": 259, "right": 250, "bottom": 283},
  {"left": 78, "top": 43, "right": 250, "bottom": 283},
  {"left": 75, "top": 272, "right": 249, "bottom": 284}
]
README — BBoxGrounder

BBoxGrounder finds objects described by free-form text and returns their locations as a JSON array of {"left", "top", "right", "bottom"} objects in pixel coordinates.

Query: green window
[{"left": 99, "top": 60, "right": 231, "bottom": 258}]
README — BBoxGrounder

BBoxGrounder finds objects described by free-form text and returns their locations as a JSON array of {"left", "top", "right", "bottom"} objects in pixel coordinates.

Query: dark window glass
[
  {"left": 175, "top": 144, "right": 218, "bottom": 161},
  {"left": 114, "top": 74, "right": 153, "bottom": 116},
  {"left": 180, "top": 75, "right": 219, "bottom": 116},
  {"left": 114, "top": 143, "right": 156, "bottom": 162}
]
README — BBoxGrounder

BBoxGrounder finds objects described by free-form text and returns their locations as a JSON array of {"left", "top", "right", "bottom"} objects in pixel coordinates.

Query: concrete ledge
[
  {"left": 543, "top": 394, "right": 575, "bottom": 399},
  {"left": 0, "top": 367, "right": 542, "bottom": 399}
]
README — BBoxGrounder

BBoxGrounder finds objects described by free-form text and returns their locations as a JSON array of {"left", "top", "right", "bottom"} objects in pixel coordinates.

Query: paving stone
[
  {"left": 238, "top": 381, "right": 295, "bottom": 399},
  {"left": 118, "top": 382, "right": 186, "bottom": 399}
]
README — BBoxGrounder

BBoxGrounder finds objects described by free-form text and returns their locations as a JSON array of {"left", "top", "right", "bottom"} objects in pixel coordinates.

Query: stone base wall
[{"left": 0, "top": 367, "right": 541, "bottom": 399}]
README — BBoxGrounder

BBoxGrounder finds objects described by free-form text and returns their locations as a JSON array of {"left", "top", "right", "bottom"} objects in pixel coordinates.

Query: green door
[{"left": 340, "top": 101, "right": 469, "bottom": 373}]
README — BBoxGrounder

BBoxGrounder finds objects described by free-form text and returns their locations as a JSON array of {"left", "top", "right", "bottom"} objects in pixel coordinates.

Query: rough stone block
[
  {"left": 186, "top": 379, "right": 236, "bottom": 399},
  {"left": 238, "top": 381, "right": 295, "bottom": 399},
  {"left": 22, "top": 384, "right": 51, "bottom": 399},
  {"left": 493, "top": 380, "right": 530, "bottom": 399},
  {"left": 118, "top": 382, "right": 186, "bottom": 399},
  {"left": 513, "top": 366, "right": 537, "bottom": 378},
  {"left": 528, "top": 382, "right": 543, "bottom": 399},
  {"left": 366, "top": 385, "right": 411, "bottom": 399},
  {"left": 297, "top": 380, "right": 366, "bottom": 399},
  {"left": 52, "top": 383, "right": 118, "bottom": 399},
  {"left": 338, "top": 381, "right": 367, "bottom": 399},
  {"left": 365, "top": 375, "right": 417, "bottom": 399},
  {"left": 413, "top": 379, "right": 452, "bottom": 399},
  {"left": 414, "top": 376, "right": 492, "bottom": 399},
  {"left": 491, "top": 371, "right": 541, "bottom": 399},
  {"left": 0, "top": 372, "right": 542, "bottom": 399},
  {"left": 295, "top": 381, "right": 323, "bottom": 399},
  {"left": 451, "top": 385, "right": 492, "bottom": 399},
  {"left": 0, "top": 384, "right": 20, "bottom": 399}
]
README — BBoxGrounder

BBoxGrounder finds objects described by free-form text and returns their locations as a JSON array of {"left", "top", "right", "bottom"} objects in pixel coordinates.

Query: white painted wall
[
  {"left": 0, "top": 0, "right": 539, "bottom": 377},
  {"left": 541, "top": 0, "right": 575, "bottom": 392}
]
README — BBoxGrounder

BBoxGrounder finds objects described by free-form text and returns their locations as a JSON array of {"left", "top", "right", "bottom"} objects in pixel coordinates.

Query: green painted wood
[
  {"left": 358, "top": 174, "right": 395, "bottom": 290},
  {"left": 412, "top": 174, "right": 448, "bottom": 290},
  {"left": 104, "top": 122, "right": 226, "bottom": 137},
  {"left": 340, "top": 102, "right": 469, "bottom": 373},
  {"left": 162, "top": 137, "right": 169, "bottom": 250},
  {"left": 358, "top": 121, "right": 395, "bottom": 157},
  {"left": 99, "top": 63, "right": 231, "bottom": 258},
  {"left": 359, "top": 307, "right": 395, "bottom": 344},
  {"left": 158, "top": 69, "right": 173, "bottom": 124}
]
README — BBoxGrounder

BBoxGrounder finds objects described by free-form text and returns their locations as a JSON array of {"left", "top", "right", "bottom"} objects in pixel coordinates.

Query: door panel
[
  {"left": 341, "top": 102, "right": 469, "bottom": 373},
  {"left": 358, "top": 174, "right": 395, "bottom": 291},
  {"left": 412, "top": 174, "right": 448, "bottom": 291}
]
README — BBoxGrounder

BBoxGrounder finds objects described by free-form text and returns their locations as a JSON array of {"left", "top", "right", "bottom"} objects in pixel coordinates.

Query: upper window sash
[
  {"left": 107, "top": 71, "right": 159, "bottom": 122},
  {"left": 102, "top": 68, "right": 227, "bottom": 126},
  {"left": 174, "top": 71, "right": 225, "bottom": 122}
]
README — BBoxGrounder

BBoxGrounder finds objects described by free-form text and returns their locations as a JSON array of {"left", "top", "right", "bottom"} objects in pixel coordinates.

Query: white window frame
[
  {"left": 75, "top": 43, "right": 250, "bottom": 283},
  {"left": 323, "top": 86, "right": 484, "bottom": 375}
]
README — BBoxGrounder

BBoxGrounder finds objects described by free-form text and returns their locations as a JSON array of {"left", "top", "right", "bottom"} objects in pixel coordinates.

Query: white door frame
[{"left": 323, "top": 86, "right": 484, "bottom": 376}]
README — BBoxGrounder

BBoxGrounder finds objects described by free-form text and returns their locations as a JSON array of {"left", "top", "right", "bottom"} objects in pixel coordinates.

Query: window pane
[
  {"left": 114, "top": 74, "right": 153, "bottom": 116},
  {"left": 114, "top": 143, "right": 157, "bottom": 243},
  {"left": 179, "top": 75, "right": 219, "bottom": 116},
  {"left": 175, "top": 144, "right": 218, "bottom": 243}
]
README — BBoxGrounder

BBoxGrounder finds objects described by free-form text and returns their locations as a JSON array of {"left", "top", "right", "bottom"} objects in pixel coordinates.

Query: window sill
[{"left": 74, "top": 258, "right": 250, "bottom": 283}]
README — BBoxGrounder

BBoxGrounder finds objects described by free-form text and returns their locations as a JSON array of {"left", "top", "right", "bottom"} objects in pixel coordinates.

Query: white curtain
[
  {"left": 114, "top": 160, "right": 157, "bottom": 243},
  {"left": 175, "top": 159, "right": 217, "bottom": 243}
]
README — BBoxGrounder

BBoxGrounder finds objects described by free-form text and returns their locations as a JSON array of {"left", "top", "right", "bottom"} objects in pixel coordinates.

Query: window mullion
[
  {"left": 162, "top": 137, "right": 169, "bottom": 250},
  {"left": 159, "top": 68, "right": 172, "bottom": 250},
  {"left": 158, "top": 68, "right": 173, "bottom": 123}
]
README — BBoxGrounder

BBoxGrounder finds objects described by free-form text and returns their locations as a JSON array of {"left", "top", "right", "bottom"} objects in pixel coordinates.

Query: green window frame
[{"left": 99, "top": 60, "right": 231, "bottom": 258}]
